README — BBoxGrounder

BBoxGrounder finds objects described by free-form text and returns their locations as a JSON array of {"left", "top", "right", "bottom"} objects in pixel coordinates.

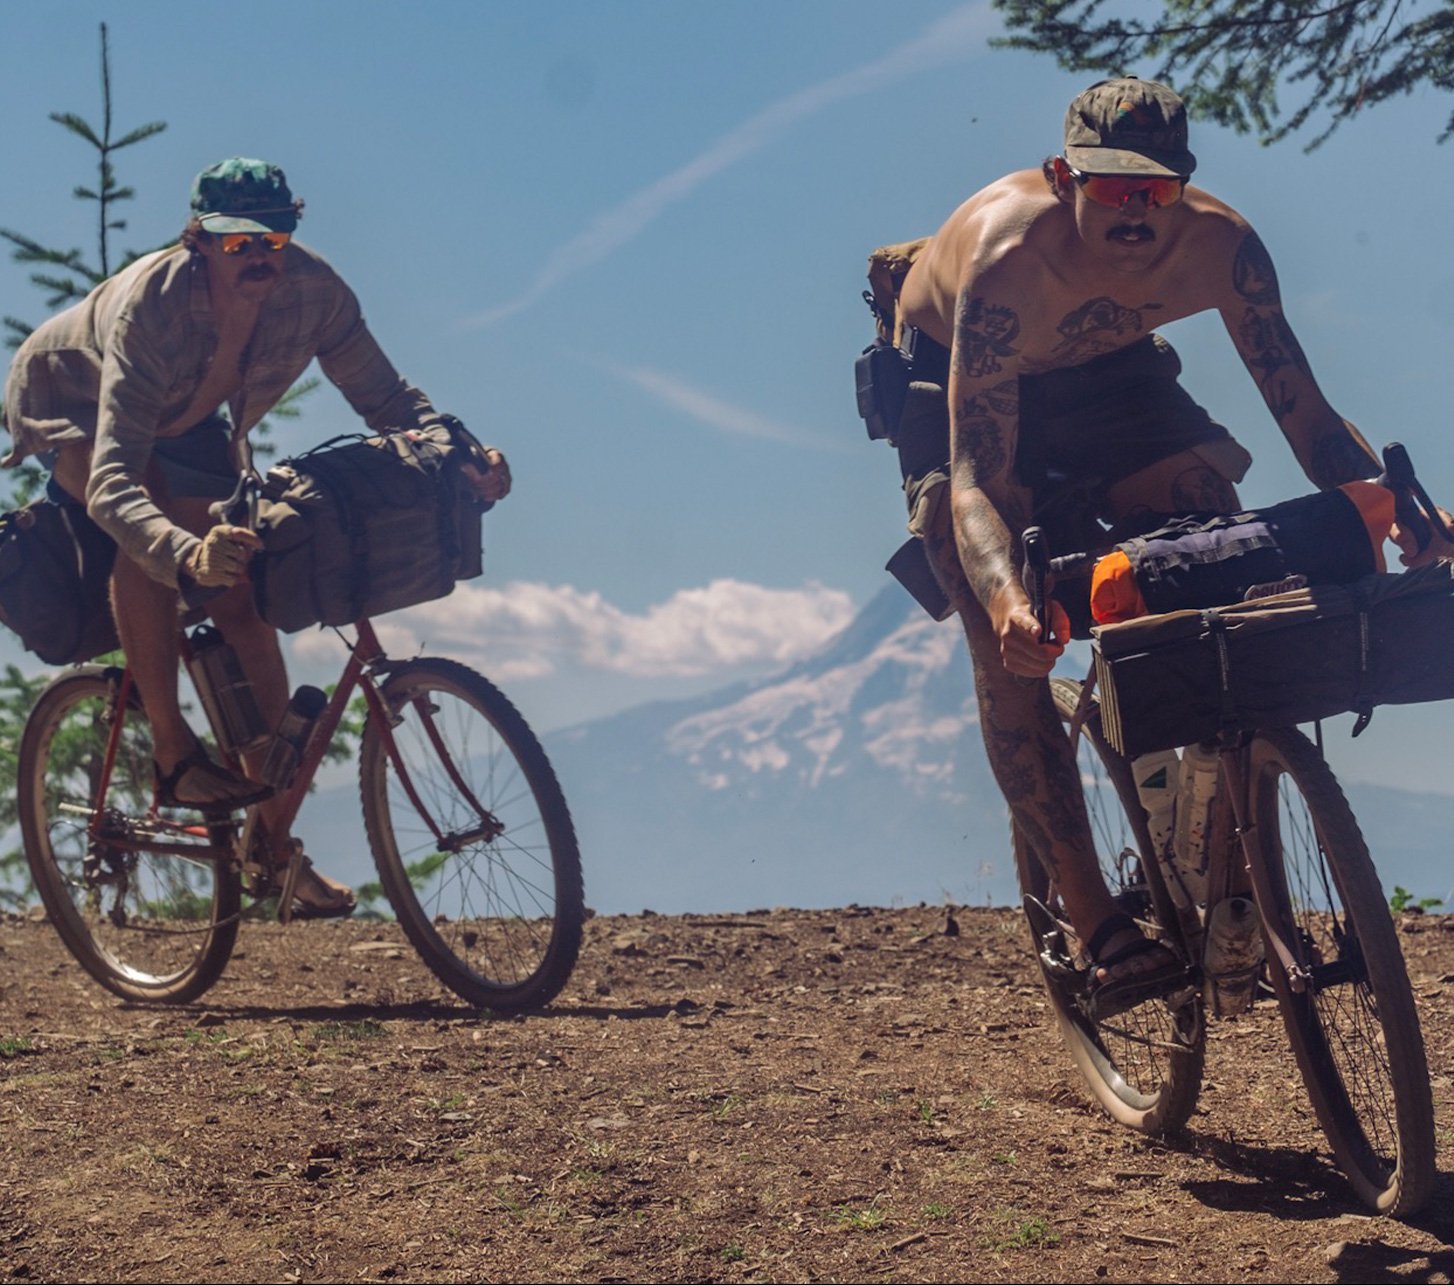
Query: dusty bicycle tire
[
  {"left": 17, "top": 666, "right": 240, "bottom": 1003},
  {"left": 1013, "top": 676, "right": 1205, "bottom": 1134},
  {"left": 1249, "top": 727, "right": 1435, "bottom": 1217},
  {"left": 359, "top": 658, "right": 584, "bottom": 1013}
]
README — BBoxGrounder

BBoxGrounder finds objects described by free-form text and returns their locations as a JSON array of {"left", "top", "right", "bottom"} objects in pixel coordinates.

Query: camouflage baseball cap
[
  {"left": 189, "top": 157, "right": 302, "bottom": 234},
  {"left": 1063, "top": 77, "right": 1196, "bottom": 178}
]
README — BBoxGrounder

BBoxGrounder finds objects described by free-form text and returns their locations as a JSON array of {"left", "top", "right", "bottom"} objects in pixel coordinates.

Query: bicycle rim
[
  {"left": 360, "top": 658, "right": 584, "bottom": 1012},
  {"left": 1014, "top": 676, "right": 1204, "bottom": 1133},
  {"left": 17, "top": 668, "right": 239, "bottom": 1003},
  {"left": 1250, "top": 727, "right": 1434, "bottom": 1217}
]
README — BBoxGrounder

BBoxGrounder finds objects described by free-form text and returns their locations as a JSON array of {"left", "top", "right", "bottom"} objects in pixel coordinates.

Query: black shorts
[{"left": 894, "top": 331, "right": 1252, "bottom": 636}]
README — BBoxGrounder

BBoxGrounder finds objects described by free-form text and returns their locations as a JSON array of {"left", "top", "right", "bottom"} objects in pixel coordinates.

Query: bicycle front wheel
[
  {"left": 1248, "top": 727, "right": 1435, "bottom": 1217},
  {"left": 1013, "top": 676, "right": 1205, "bottom": 1134},
  {"left": 16, "top": 667, "right": 240, "bottom": 1003},
  {"left": 360, "top": 658, "right": 584, "bottom": 1012}
]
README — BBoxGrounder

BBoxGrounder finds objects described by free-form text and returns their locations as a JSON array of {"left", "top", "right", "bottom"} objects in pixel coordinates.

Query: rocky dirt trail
[{"left": 2, "top": 903, "right": 1454, "bottom": 1283}]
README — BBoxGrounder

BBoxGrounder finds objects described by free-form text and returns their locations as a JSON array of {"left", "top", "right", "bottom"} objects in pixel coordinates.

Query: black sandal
[
  {"left": 155, "top": 749, "right": 273, "bottom": 812},
  {"left": 1083, "top": 912, "right": 1188, "bottom": 1022}
]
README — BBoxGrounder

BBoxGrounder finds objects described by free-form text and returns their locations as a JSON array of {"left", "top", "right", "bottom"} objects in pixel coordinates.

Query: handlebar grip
[
  {"left": 1021, "top": 526, "right": 1050, "bottom": 644},
  {"left": 1379, "top": 441, "right": 1450, "bottom": 552}
]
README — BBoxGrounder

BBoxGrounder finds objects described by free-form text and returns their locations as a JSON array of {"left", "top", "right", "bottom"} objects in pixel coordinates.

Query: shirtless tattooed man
[{"left": 892, "top": 77, "right": 1439, "bottom": 1013}]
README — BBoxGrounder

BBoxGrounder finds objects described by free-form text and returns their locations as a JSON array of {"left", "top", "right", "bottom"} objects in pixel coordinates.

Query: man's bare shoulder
[{"left": 902, "top": 171, "right": 1066, "bottom": 338}]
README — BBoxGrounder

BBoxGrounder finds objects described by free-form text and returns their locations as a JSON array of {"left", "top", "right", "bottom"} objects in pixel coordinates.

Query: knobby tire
[
  {"left": 17, "top": 666, "right": 239, "bottom": 1003},
  {"left": 359, "top": 658, "right": 584, "bottom": 1013}
]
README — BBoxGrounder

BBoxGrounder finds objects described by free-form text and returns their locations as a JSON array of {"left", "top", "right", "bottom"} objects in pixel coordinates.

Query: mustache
[{"left": 1107, "top": 224, "right": 1155, "bottom": 245}]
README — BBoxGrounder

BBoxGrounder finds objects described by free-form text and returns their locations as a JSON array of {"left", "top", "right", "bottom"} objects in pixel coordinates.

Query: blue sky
[{"left": 3, "top": 1, "right": 1453, "bottom": 796}]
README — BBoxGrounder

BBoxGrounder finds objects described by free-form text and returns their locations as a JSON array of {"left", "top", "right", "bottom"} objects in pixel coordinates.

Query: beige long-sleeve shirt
[{"left": 3, "top": 242, "right": 441, "bottom": 586}]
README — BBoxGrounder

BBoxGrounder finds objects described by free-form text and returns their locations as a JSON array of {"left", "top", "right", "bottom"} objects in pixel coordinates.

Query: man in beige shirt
[
  {"left": 892, "top": 78, "right": 1449, "bottom": 1013},
  {"left": 4, "top": 157, "right": 509, "bottom": 915}
]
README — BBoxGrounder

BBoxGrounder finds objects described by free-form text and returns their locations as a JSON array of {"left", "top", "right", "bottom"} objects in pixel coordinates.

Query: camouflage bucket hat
[
  {"left": 1063, "top": 77, "right": 1197, "bottom": 178},
  {"left": 190, "top": 157, "right": 301, "bottom": 234}
]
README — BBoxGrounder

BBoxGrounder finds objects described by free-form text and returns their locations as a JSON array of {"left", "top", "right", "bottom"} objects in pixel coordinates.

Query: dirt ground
[{"left": 2, "top": 902, "right": 1454, "bottom": 1284}]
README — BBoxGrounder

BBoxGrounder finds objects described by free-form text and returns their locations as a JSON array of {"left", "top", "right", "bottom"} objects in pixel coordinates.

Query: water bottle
[
  {"left": 186, "top": 625, "right": 270, "bottom": 756},
  {"left": 1201, "top": 895, "right": 1265, "bottom": 1017},
  {"left": 258, "top": 685, "right": 329, "bottom": 789},
  {"left": 1131, "top": 748, "right": 1180, "bottom": 858},
  {"left": 1169, "top": 741, "right": 1219, "bottom": 909}
]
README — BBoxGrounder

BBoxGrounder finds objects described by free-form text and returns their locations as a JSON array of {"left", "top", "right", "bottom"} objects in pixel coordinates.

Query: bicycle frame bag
[
  {"left": 251, "top": 423, "right": 485, "bottom": 633},
  {"left": 1089, "top": 484, "right": 1391, "bottom": 625},
  {"left": 0, "top": 498, "right": 119, "bottom": 665},
  {"left": 1093, "top": 561, "right": 1454, "bottom": 757}
]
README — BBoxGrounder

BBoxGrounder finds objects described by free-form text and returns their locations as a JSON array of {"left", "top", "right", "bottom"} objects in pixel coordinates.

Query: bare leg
[{"left": 920, "top": 511, "right": 1123, "bottom": 936}]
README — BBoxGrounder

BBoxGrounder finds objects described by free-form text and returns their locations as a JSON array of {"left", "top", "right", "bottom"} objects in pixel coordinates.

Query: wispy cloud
[
  {"left": 293, "top": 579, "right": 855, "bottom": 682},
  {"left": 594, "top": 359, "right": 849, "bottom": 452},
  {"left": 468, "top": 3, "right": 995, "bottom": 327}
]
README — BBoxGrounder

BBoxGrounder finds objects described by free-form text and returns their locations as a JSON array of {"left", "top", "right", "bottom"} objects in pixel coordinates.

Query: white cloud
[
  {"left": 468, "top": 3, "right": 995, "bottom": 326},
  {"left": 292, "top": 578, "right": 855, "bottom": 681}
]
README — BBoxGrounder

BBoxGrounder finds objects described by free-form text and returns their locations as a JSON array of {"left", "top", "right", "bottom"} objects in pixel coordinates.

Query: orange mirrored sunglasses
[
  {"left": 220, "top": 231, "right": 291, "bottom": 255},
  {"left": 1067, "top": 166, "right": 1186, "bottom": 210}
]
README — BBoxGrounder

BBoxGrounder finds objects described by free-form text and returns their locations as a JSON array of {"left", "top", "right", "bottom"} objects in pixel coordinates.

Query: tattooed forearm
[
  {"left": 954, "top": 296, "right": 1022, "bottom": 378},
  {"left": 1238, "top": 307, "right": 1311, "bottom": 422},
  {"left": 958, "top": 504, "right": 1017, "bottom": 607},
  {"left": 1308, "top": 430, "right": 1378, "bottom": 488},
  {"left": 1232, "top": 230, "right": 1279, "bottom": 305},
  {"left": 953, "top": 402, "right": 1008, "bottom": 485}
]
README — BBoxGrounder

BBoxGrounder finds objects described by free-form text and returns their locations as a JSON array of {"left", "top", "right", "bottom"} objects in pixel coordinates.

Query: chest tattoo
[{"left": 1050, "top": 297, "right": 1163, "bottom": 363}]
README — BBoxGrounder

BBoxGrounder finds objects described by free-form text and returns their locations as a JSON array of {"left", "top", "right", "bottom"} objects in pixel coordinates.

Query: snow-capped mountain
[
  {"left": 545, "top": 586, "right": 1018, "bottom": 914},
  {"left": 299, "top": 581, "right": 1454, "bottom": 917}
]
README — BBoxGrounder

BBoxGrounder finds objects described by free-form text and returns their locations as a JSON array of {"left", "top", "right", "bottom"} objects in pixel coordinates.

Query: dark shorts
[
  {"left": 43, "top": 415, "right": 236, "bottom": 508},
  {"left": 897, "top": 331, "right": 1250, "bottom": 542},
  {"left": 893, "top": 331, "right": 1253, "bottom": 636}
]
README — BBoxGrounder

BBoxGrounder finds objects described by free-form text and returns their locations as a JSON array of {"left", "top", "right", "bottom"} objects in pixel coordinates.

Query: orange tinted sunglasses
[
  {"left": 220, "top": 231, "right": 291, "bottom": 255},
  {"left": 1068, "top": 166, "right": 1186, "bottom": 210}
]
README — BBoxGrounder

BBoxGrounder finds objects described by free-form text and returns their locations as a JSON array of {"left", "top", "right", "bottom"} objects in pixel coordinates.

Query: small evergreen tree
[
  {"left": 1, "top": 24, "right": 166, "bottom": 352},
  {"left": 993, "top": 0, "right": 1454, "bottom": 150}
]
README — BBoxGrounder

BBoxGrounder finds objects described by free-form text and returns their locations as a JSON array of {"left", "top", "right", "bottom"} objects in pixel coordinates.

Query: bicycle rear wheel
[
  {"left": 1013, "top": 676, "right": 1204, "bottom": 1134},
  {"left": 1248, "top": 727, "right": 1435, "bottom": 1217},
  {"left": 360, "top": 658, "right": 584, "bottom": 1013},
  {"left": 16, "top": 667, "right": 239, "bottom": 1003}
]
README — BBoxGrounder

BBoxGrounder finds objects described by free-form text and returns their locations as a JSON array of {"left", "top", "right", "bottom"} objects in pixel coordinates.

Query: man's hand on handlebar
[
  {"left": 186, "top": 524, "right": 261, "bottom": 588},
  {"left": 989, "top": 582, "right": 1069, "bottom": 678},
  {"left": 461, "top": 447, "right": 511, "bottom": 504},
  {"left": 1393, "top": 502, "right": 1454, "bottom": 568}
]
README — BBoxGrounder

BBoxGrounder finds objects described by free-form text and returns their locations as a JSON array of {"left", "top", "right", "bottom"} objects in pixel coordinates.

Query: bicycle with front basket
[
  {"left": 1012, "top": 444, "right": 1444, "bottom": 1217},
  {"left": 16, "top": 608, "right": 584, "bottom": 1014}
]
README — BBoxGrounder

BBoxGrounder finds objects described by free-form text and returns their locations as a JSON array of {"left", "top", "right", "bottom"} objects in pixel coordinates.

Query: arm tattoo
[
  {"left": 954, "top": 296, "right": 1021, "bottom": 378},
  {"left": 1051, "top": 296, "right": 1163, "bottom": 364},
  {"left": 1238, "top": 307, "right": 1311, "bottom": 422},
  {"left": 1232, "top": 231, "right": 1279, "bottom": 305},
  {"left": 953, "top": 398, "right": 1008, "bottom": 484},
  {"left": 1309, "top": 432, "right": 1377, "bottom": 488}
]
